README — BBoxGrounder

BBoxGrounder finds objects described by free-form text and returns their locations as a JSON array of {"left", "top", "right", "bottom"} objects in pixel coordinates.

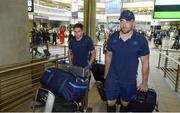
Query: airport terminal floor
[{"left": 9, "top": 39, "right": 180, "bottom": 112}]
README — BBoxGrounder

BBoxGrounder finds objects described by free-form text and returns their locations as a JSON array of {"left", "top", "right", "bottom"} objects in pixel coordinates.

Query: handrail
[
  {"left": 0, "top": 58, "right": 47, "bottom": 70},
  {"left": 57, "top": 45, "right": 68, "bottom": 47},
  {"left": 159, "top": 51, "right": 180, "bottom": 65},
  {"left": 56, "top": 44, "right": 102, "bottom": 48},
  {"left": 94, "top": 44, "right": 102, "bottom": 47},
  {"left": 0, "top": 56, "right": 67, "bottom": 74},
  {"left": 158, "top": 49, "right": 180, "bottom": 93},
  {"left": 0, "top": 55, "right": 68, "bottom": 111},
  {"left": 160, "top": 48, "right": 180, "bottom": 52}
]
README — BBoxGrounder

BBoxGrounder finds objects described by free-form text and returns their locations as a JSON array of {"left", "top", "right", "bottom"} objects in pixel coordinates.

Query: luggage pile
[{"left": 32, "top": 64, "right": 92, "bottom": 112}]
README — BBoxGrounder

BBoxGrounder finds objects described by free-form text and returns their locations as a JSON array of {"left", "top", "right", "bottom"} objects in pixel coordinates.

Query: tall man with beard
[{"left": 104, "top": 10, "right": 150, "bottom": 112}]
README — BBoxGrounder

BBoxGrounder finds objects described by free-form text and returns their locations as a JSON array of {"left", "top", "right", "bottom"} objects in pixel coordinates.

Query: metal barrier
[
  {"left": 57, "top": 45, "right": 68, "bottom": 57},
  {"left": 0, "top": 55, "right": 66, "bottom": 112},
  {"left": 157, "top": 49, "right": 180, "bottom": 93},
  {"left": 95, "top": 45, "right": 102, "bottom": 62}
]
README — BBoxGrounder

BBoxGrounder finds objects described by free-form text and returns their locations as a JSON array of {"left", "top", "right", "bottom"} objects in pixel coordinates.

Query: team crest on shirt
[
  {"left": 132, "top": 41, "right": 138, "bottom": 46},
  {"left": 112, "top": 39, "right": 118, "bottom": 43}
]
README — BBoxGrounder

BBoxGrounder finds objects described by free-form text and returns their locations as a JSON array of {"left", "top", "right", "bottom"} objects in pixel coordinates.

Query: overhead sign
[
  {"left": 27, "top": 0, "right": 34, "bottom": 12},
  {"left": 71, "top": 0, "right": 78, "bottom": 19},
  {"left": 105, "top": 0, "right": 121, "bottom": 14},
  {"left": 33, "top": 15, "right": 49, "bottom": 22}
]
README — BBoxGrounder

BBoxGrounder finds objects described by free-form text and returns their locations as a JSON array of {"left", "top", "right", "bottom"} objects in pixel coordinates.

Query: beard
[{"left": 120, "top": 27, "right": 133, "bottom": 34}]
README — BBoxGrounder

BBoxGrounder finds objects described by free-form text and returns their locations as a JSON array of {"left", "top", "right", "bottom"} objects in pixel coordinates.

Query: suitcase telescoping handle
[{"left": 136, "top": 90, "right": 148, "bottom": 103}]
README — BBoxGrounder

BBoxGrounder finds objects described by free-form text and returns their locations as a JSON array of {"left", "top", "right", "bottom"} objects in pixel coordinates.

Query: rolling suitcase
[{"left": 91, "top": 61, "right": 105, "bottom": 81}]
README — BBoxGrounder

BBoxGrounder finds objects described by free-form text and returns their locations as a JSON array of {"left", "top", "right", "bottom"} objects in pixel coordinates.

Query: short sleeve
[
  {"left": 138, "top": 37, "right": 150, "bottom": 56},
  {"left": 107, "top": 38, "right": 113, "bottom": 52},
  {"left": 87, "top": 37, "right": 95, "bottom": 51}
]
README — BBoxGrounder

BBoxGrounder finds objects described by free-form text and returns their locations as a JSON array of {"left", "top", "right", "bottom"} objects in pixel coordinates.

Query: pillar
[
  {"left": 83, "top": 0, "right": 96, "bottom": 43},
  {"left": 0, "top": 0, "right": 30, "bottom": 66},
  {"left": 89, "top": 0, "right": 96, "bottom": 43},
  {"left": 83, "top": 0, "right": 90, "bottom": 35}
]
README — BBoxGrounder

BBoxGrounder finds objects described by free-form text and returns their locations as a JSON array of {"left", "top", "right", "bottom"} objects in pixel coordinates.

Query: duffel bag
[
  {"left": 41, "top": 68, "right": 88, "bottom": 102},
  {"left": 129, "top": 88, "right": 158, "bottom": 112}
]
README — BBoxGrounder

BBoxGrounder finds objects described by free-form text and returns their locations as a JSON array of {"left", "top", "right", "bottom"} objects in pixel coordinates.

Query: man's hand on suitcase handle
[{"left": 138, "top": 83, "right": 148, "bottom": 92}]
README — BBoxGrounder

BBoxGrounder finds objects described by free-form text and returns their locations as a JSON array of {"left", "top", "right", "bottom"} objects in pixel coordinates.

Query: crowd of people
[{"left": 30, "top": 26, "right": 71, "bottom": 57}]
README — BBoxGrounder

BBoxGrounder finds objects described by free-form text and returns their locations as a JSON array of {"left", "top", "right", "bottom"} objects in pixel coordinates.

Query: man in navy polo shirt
[
  {"left": 68, "top": 23, "right": 96, "bottom": 68},
  {"left": 105, "top": 10, "right": 150, "bottom": 112}
]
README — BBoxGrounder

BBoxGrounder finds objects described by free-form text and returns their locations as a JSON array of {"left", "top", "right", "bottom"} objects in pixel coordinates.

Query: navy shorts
[{"left": 105, "top": 80, "right": 137, "bottom": 101}]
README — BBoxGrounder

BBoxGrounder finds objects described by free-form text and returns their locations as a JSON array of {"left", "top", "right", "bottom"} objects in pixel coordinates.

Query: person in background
[
  {"left": 97, "top": 30, "right": 101, "bottom": 41},
  {"left": 68, "top": 23, "right": 96, "bottom": 69},
  {"left": 31, "top": 28, "right": 41, "bottom": 56},
  {"left": 171, "top": 31, "right": 180, "bottom": 50},
  {"left": 52, "top": 30, "right": 57, "bottom": 46},
  {"left": 105, "top": 10, "right": 150, "bottom": 112},
  {"left": 67, "top": 30, "right": 74, "bottom": 45},
  {"left": 59, "top": 26, "right": 65, "bottom": 44}
]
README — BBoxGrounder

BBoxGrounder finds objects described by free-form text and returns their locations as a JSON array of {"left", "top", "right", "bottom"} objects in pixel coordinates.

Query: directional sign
[
  {"left": 27, "top": 0, "right": 34, "bottom": 12},
  {"left": 71, "top": 0, "right": 78, "bottom": 19}
]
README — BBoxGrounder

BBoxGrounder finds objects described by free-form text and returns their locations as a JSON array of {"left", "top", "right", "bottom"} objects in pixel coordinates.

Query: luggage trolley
[
  {"left": 57, "top": 64, "right": 92, "bottom": 112},
  {"left": 32, "top": 64, "right": 92, "bottom": 112}
]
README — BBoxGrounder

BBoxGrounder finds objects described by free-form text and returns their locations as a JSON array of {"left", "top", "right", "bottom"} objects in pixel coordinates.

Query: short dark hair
[{"left": 73, "top": 23, "right": 83, "bottom": 30}]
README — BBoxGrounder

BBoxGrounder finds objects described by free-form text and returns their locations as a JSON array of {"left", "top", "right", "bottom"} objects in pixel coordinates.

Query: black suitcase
[{"left": 91, "top": 61, "right": 105, "bottom": 81}]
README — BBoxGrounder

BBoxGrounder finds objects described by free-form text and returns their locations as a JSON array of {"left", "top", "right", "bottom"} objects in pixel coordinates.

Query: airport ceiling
[
  {"left": 38, "top": 0, "right": 105, "bottom": 13},
  {"left": 39, "top": 0, "right": 71, "bottom": 10},
  {"left": 37, "top": 0, "right": 152, "bottom": 14}
]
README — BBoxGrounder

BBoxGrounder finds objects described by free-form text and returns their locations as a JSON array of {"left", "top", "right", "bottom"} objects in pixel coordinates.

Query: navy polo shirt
[
  {"left": 106, "top": 31, "right": 150, "bottom": 84},
  {"left": 69, "top": 35, "right": 94, "bottom": 67}
]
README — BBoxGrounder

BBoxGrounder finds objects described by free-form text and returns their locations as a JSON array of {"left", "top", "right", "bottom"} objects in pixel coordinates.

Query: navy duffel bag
[
  {"left": 41, "top": 68, "right": 88, "bottom": 102},
  {"left": 129, "top": 88, "right": 158, "bottom": 112}
]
